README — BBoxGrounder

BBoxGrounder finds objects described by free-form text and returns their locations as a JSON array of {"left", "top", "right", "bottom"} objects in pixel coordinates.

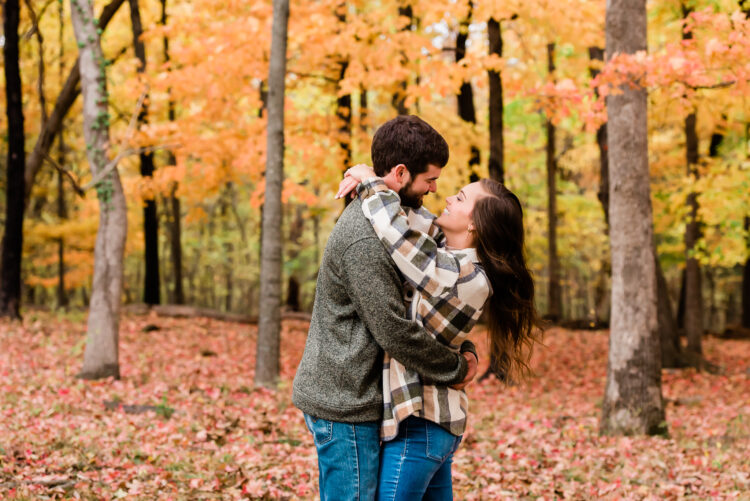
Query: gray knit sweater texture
[{"left": 292, "top": 199, "right": 470, "bottom": 423}]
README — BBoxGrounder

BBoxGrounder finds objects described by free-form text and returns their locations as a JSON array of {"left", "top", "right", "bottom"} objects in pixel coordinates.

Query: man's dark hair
[{"left": 371, "top": 115, "right": 449, "bottom": 177}]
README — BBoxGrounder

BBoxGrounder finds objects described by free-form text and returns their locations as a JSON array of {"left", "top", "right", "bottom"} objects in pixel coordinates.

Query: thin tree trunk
[
  {"left": 588, "top": 46, "right": 611, "bottom": 326},
  {"left": 0, "top": 0, "right": 26, "bottom": 320},
  {"left": 160, "top": 0, "right": 183, "bottom": 305},
  {"left": 600, "top": 0, "right": 666, "bottom": 436},
  {"left": 335, "top": 7, "right": 352, "bottom": 206},
  {"left": 286, "top": 205, "right": 305, "bottom": 311},
  {"left": 24, "top": 0, "right": 127, "bottom": 204},
  {"left": 456, "top": 2, "right": 480, "bottom": 181},
  {"left": 656, "top": 257, "right": 681, "bottom": 368},
  {"left": 743, "top": 0, "right": 750, "bottom": 333},
  {"left": 56, "top": 0, "right": 68, "bottom": 309},
  {"left": 72, "top": 0, "right": 128, "bottom": 381},
  {"left": 336, "top": 3, "right": 351, "bottom": 173},
  {"left": 487, "top": 18, "right": 504, "bottom": 183},
  {"left": 359, "top": 86, "right": 368, "bottom": 134},
  {"left": 588, "top": 47, "right": 609, "bottom": 227},
  {"left": 255, "top": 0, "right": 289, "bottom": 388},
  {"left": 546, "top": 43, "right": 562, "bottom": 322},
  {"left": 128, "top": 0, "right": 160, "bottom": 305},
  {"left": 743, "top": 216, "right": 750, "bottom": 328},
  {"left": 392, "top": 5, "right": 412, "bottom": 115},
  {"left": 682, "top": 4, "right": 703, "bottom": 354}
]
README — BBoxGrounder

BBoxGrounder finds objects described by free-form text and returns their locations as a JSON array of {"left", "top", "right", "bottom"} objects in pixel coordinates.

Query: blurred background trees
[{"left": 1, "top": 0, "right": 749, "bottom": 375}]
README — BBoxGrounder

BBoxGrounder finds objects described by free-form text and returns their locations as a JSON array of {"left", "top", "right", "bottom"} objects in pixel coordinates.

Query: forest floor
[{"left": 0, "top": 312, "right": 748, "bottom": 500}]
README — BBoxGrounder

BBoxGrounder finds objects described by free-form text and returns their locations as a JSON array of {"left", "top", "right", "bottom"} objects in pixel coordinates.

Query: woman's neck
[{"left": 443, "top": 230, "right": 473, "bottom": 250}]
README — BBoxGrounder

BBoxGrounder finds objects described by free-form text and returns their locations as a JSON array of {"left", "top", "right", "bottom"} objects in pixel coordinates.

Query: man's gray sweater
[{"left": 292, "top": 199, "right": 470, "bottom": 423}]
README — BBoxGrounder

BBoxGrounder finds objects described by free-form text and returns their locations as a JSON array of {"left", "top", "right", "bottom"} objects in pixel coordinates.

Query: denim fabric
[
  {"left": 304, "top": 413, "right": 380, "bottom": 501},
  {"left": 377, "top": 416, "right": 462, "bottom": 501}
]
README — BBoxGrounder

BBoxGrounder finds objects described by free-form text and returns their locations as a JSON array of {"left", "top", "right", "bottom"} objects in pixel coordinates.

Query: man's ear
[
  {"left": 382, "top": 164, "right": 409, "bottom": 191},
  {"left": 394, "top": 164, "right": 410, "bottom": 186}
]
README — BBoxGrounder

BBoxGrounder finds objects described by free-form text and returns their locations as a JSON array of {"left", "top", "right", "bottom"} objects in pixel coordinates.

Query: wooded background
[{"left": 1, "top": 1, "right": 749, "bottom": 381}]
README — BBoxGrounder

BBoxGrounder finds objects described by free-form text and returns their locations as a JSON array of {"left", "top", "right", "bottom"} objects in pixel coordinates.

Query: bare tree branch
[
  {"left": 81, "top": 145, "right": 179, "bottom": 192},
  {"left": 42, "top": 153, "right": 85, "bottom": 198}
]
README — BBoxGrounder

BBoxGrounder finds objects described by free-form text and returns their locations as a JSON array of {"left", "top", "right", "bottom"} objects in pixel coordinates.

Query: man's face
[{"left": 399, "top": 163, "right": 442, "bottom": 208}]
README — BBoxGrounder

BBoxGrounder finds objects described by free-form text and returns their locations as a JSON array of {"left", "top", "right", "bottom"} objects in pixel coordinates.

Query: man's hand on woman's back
[{"left": 451, "top": 352, "right": 478, "bottom": 390}]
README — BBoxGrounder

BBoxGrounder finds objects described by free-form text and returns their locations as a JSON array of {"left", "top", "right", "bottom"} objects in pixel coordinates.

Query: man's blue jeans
[
  {"left": 377, "top": 416, "right": 462, "bottom": 501},
  {"left": 303, "top": 413, "right": 380, "bottom": 501}
]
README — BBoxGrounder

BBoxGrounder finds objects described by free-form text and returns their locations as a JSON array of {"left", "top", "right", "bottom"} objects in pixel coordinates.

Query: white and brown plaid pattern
[{"left": 357, "top": 178, "right": 490, "bottom": 440}]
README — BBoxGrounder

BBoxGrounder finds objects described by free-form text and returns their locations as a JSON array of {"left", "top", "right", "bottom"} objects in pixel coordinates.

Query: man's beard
[{"left": 398, "top": 180, "right": 425, "bottom": 209}]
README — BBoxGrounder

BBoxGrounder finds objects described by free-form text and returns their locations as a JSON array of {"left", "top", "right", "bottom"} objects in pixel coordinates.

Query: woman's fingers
[{"left": 335, "top": 177, "right": 359, "bottom": 199}]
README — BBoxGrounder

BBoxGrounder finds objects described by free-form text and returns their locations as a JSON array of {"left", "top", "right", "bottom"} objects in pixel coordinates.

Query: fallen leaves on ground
[{"left": 0, "top": 312, "right": 748, "bottom": 499}]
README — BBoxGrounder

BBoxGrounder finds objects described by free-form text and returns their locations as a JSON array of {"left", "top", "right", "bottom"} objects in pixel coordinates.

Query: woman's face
[{"left": 435, "top": 182, "right": 488, "bottom": 235}]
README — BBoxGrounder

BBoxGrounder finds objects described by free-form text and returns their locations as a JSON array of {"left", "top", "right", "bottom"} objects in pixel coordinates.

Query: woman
[{"left": 338, "top": 164, "right": 539, "bottom": 500}]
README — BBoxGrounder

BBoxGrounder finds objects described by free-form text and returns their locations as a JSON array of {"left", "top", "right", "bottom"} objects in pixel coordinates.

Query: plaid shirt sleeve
[{"left": 356, "top": 178, "right": 489, "bottom": 309}]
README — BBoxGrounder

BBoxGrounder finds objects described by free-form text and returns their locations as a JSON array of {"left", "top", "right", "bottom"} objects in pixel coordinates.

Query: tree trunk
[
  {"left": 336, "top": 5, "right": 351, "bottom": 177},
  {"left": 336, "top": 11, "right": 352, "bottom": 207},
  {"left": 165, "top": 183, "right": 183, "bottom": 304},
  {"left": 456, "top": 2, "right": 480, "bottom": 181},
  {"left": 392, "top": 5, "right": 412, "bottom": 115},
  {"left": 600, "top": 0, "right": 666, "bottom": 436},
  {"left": 255, "top": 0, "right": 289, "bottom": 388},
  {"left": 160, "top": 0, "right": 184, "bottom": 305},
  {"left": 682, "top": 4, "right": 703, "bottom": 354},
  {"left": 588, "top": 46, "right": 611, "bottom": 326},
  {"left": 743, "top": 216, "right": 750, "bottom": 328},
  {"left": 487, "top": 18, "right": 504, "bottom": 183},
  {"left": 359, "top": 86, "right": 368, "bottom": 134},
  {"left": 0, "top": 0, "right": 26, "bottom": 320},
  {"left": 546, "top": 43, "right": 562, "bottom": 322},
  {"left": 72, "top": 0, "right": 128, "bottom": 381},
  {"left": 24, "top": 0, "right": 127, "bottom": 204},
  {"left": 128, "top": 0, "right": 160, "bottom": 305},
  {"left": 588, "top": 46, "right": 610, "bottom": 227},
  {"left": 656, "top": 257, "right": 681, "bottom": 368},
  {"left": 285, "top": 205, "right": 305, "bottom": 311},
  {"left": 56, "top": 0, "right": 68, "bottom": 309}
]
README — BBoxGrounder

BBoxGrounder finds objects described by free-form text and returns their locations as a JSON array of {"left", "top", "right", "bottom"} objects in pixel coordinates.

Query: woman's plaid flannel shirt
[{"left": 357, "top": 178, "right": 491, "bottom": 440}]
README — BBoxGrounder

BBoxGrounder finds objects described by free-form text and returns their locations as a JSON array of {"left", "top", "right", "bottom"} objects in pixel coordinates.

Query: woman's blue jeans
[{"left": 377, "top": 416, "right": 463, "bottom": 501}]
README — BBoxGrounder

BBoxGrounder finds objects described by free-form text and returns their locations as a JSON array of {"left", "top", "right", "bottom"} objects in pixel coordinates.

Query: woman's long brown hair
[{"left": 473, "top": 179, "right": 540, "bottom": 382}]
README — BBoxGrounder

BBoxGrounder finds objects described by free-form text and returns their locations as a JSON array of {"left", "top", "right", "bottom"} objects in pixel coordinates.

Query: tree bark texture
[
  {"left": 684, "top": 112, "right": 703, "bottom": 354},
  {"left": 161, "top": 0, "right": 184, "bottom": 305},
  {"left": 487, "top": 18, "right": 504, "bottom": 184},
  {"left": 456, "top": 2, "right": 480, "bottom": 180},
  {"left": 335, "top": 4, "right": 351, "bottom": 178},
  {"left": 656, "top": 257, "right": 681, "bottom": 368},
  {"left": 588, "top": 46, "right": 610, "bottom": 227},
  {"left": 24, "top": 0, "right": 127, "bottom": 204},
  {"left": 56, "top": 0, "right": 69, "bottom": 309},
  {"left": 743, "top": 216, "right": 750, "bottom": 328},
  {"left": 391, "top": 5, "right": 412, "bottom": 115},
  {"left": 1, "top": 0, "right": 26, "bottom": 319},
  {"left": 682, "top": 5, "right": 703, "bottom": 354},
  {"left": 546, "top": 43, "right": 562, "bottom": 322},
  {"left": 600, "top": 0, "right": 666, "bottom": 436},
  {"left": 359, "top": 86, "right": 368, "bottom": 133},
  {"left": 129, "top": 0, "right": 160, "bottom": 305},
  {"left": 255, "top": 0, "right": 289, "bottom": 388},
  {"left": 72, "top": 0, "right": 128, "bottom": 380}
]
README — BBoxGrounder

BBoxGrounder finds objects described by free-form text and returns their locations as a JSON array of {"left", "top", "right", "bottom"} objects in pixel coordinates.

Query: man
[{"left": 292, "top": 116, "right": 478, "bottom": 500}]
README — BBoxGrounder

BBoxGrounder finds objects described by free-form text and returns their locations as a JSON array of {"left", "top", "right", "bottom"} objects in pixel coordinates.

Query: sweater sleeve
[{"left": 340, "top": 236, "right": 469, "bottom": 385}]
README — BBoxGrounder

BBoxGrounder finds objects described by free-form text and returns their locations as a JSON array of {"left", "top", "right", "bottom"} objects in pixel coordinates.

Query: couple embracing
[{"left": 292, "top": 115, "right": 538, "bottom": 500}]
